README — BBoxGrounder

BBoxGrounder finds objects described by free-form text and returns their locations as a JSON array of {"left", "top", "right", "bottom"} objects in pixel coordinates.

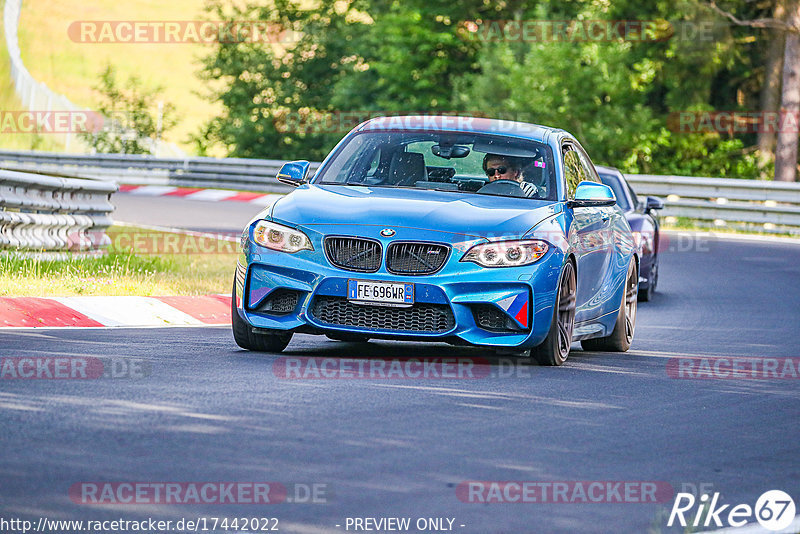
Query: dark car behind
[{"left": 596, "top": 166, "right": 663, "bottom": 301}]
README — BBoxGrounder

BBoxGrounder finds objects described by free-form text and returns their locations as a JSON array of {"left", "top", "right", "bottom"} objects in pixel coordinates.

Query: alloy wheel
[{"left": 557, "top": 262, "right": 577, "bottom": 360}]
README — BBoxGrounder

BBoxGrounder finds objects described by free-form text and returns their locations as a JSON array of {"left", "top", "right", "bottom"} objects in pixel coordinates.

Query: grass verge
[
  {"left": 0, "top": 0, "right": 65, "bottom": 152},
  {"left": 0, "top": 224, "right": 238, "bottom": 297},
  {"left": 15, "top": 0, "right": 223, "bottom": 153}
]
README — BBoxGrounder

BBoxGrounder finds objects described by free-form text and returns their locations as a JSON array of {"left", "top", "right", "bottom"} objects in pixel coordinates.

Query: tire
[
  {"left": 532, "top": 261, "right": 576, "bottom": 366},
  {"left": 326, "top": 333, "right": 370, "bottom": 343},
  {"left": 231, "top": 282, "right": 292, "bottom": 352},
  {"left": 638, "top": 255, "right": 658, "bottom": 302},
  {"left": 581, "top": 261, "right": 638, "bottom": 352}
]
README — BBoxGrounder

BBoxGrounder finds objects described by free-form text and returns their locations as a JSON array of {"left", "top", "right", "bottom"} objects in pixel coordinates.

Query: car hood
[{"left": 268, "top": 184, "right": 561, "bottom": 240}]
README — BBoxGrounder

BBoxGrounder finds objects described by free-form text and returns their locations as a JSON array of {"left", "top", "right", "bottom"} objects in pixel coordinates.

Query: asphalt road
[
  {"left": 2, "top": 234, "right": 799, "bottom": 533},
  {"left": 112, "top": 194, "right": 264, "bottom": 233}
]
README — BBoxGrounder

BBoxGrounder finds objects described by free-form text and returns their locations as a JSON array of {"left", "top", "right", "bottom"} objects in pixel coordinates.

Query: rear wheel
[
  {"left": 231, "top": 282, "right": 292, "bottom": 352},
  {"left": 581, "top": 261, "right": 637, "bottom": 352},
  {"left": 532, "top": 261, "right": 576, "bottom": 366}
]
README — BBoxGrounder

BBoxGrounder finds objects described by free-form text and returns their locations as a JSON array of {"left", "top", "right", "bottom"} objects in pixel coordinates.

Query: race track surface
[{"left": 113, "top": 194, "right": 263, "bottom": 233}]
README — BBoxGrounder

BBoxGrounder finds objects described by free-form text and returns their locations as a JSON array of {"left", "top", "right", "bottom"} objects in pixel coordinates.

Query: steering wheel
[{"left": 477, "top": 179, "right": 528, "bottom": 198}]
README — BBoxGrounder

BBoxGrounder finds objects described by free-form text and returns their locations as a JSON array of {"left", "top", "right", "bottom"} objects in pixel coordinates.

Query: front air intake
[
  {"left": 324, "top": 237, "right": 382, "bottom": 272},
  {"left": 386, "top": 242, "right": 449, "bottom": 275}
]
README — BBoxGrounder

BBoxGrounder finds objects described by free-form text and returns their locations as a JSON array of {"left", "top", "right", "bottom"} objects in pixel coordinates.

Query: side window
[
  {"left": 625, "top": 179, "right": 640, "bottom": 209},
  {"left": 562, "top": 147, "right": 585, "bottom": 199},
  {"left": 575, "top": 146, "right": 601, "bottom": 184}
]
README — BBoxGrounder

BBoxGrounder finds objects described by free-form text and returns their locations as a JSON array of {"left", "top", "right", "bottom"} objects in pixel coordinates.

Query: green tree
[
  {"left": 82, "top": 65, "right": 177, "bottom": 155},
  {"left": 458, "top": 0, "right": 766, "bottom": 177},
  {"left": 197, "top": 0, "right": 771, "bottom": 178},
  {"left": 197, "top": 0, "right": 530, "bottom": 160}
]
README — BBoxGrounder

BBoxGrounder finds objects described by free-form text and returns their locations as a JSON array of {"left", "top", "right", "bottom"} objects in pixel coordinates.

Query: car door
[{"left": 563, "top": 143, "right": 614, "bottom": 323}]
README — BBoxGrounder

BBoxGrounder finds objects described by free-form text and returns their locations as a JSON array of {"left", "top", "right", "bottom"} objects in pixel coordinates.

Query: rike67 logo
[{"left": 668, "top": 490, "right": 796, "bottom": 531}]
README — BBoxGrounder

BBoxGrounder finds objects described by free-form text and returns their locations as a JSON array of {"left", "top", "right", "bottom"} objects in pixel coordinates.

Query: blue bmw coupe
[{"left": 232, "top": 116, "right": 639, "bottom": 365}]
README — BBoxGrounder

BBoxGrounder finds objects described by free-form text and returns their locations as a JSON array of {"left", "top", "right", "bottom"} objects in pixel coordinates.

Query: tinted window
[
  {"left": 598, "top": 173, "right": 631, "bottom": 211},
  {"left": 575, "top": 146, "right": 601, "bottom": 183},
  {"left": 625, "top": 179, "right": 640, "bottom": 210},
  {"left": 563, "top": 148, "right": 585, "bottom": 199}
]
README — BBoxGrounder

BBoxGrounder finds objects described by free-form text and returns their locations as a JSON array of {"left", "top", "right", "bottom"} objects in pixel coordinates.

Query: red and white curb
[
  {"left": 0, "top": 295, "right": 231, "bottom": 328},
  {"left": 118, "top": 185, "right": 283, "bottom": 206}
]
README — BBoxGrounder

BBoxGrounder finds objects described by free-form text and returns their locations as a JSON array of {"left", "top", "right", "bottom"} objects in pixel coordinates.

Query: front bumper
[{"left": 234, "top": 232, "right": 565, "bottom": 349}]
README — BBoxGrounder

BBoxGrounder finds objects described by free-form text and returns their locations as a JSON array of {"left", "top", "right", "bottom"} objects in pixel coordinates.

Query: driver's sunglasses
[{"left": 485, "top": 166, "right": 508, "bottom": 177}]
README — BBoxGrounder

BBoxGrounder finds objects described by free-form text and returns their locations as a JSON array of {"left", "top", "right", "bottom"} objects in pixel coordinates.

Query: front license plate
[{"left": 347, "top": 280, "right": 414, "bottom": 305}]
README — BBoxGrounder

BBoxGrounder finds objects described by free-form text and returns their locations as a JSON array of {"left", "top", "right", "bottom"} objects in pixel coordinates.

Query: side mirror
[
  {"left": 568, "top": 181, "right": 616, "bottom": 208},
  {"left": 277, "top": 160, "right": 309, "bottom": 187},
  {"left": 645, "top": 196, "right": 664, "bottom": 213}
]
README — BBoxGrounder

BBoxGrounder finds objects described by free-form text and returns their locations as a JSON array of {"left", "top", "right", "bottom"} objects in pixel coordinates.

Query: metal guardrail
[
  {"left": 626, "top": 174, "right": 800, "bottom": 231},
  {"left": 0, "top": 169, "right": 117, "bottom": 251},
  {"left": 0, "top": 149, "right": 312, "bottom": 193}
]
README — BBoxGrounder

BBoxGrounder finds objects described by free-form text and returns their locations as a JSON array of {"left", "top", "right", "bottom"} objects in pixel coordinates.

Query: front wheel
[
  {"left": 581, "top": 261, "right": 637, "bottom": 352},
  {"left": 532, "top": 261, "right": 576, "bottom": 366},
  {"left": 231, "top": 282, "right": 292, "bottom": 352}
]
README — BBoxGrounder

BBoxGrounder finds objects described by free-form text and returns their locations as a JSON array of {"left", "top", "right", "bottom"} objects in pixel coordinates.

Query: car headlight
[
  {"left": 460, "top": 239, "right": 548, "bottom": 267},
  {"left": 252, "top": 220, "right": 313, "bottom": 253}
]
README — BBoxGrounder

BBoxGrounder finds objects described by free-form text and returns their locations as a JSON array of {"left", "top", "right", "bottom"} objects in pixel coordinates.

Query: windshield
[{"left": 314, "top": 131, "right": 557, "bottom": 200}]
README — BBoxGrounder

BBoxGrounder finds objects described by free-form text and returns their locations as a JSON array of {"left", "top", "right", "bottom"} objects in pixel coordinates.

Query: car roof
[
  {"left": 355, "top": 115, "right": 568, "bottom": 144},
  {"left": 595, "top": 165, "right": 625, "bottom": 179}
]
